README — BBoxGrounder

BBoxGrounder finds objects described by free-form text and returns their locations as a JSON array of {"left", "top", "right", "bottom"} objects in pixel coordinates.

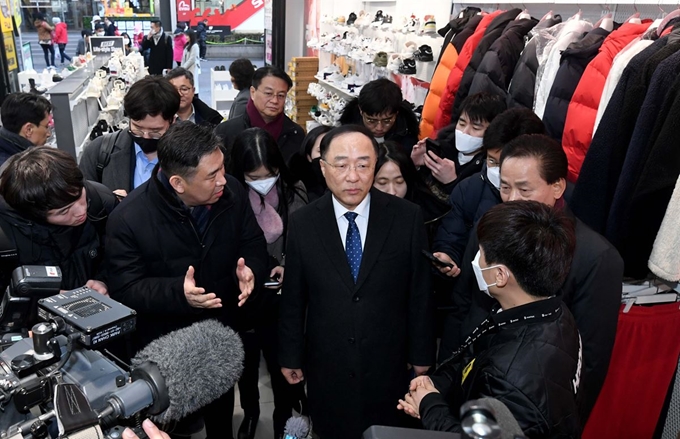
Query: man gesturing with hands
[{"left": 106, "top": 122, "right": 267, "bottom": 438}]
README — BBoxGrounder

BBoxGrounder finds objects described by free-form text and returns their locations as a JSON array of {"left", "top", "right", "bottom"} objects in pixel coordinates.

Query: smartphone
[
  {"left": 425, "top": 138, "right": 442, "bottom": 157},
  {"left": 264, "top": 277, "right": 282, "bottom": 288},
  {"left": 421, "top": 250, "right": 454, "bottom": 269}
]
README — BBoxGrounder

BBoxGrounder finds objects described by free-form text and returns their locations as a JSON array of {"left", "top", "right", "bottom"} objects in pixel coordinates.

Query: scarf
[
  {"left": 246, "top": 98, "right": 284, "bottom": 140},
  {"left": 248, "top": 186, "right": 283, "bottom": 244},
  {"left": 152, "top": 28, "right": 164, "bottom": 45}
]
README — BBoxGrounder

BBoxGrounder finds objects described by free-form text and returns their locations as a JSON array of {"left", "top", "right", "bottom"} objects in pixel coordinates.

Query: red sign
[
  {"left": 177, "top": 0, "right": 192, "bottom": 21},
  {"left": 177, "top": 0, "right": 264, "bottom": 30}
]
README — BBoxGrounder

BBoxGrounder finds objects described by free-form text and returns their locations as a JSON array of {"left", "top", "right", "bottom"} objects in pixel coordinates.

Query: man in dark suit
[{"left": 279, "top": 125, "right": 436, "bottom": 439}]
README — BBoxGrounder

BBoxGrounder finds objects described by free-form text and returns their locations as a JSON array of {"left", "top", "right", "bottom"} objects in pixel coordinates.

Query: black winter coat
[
  {"left": 440, "top": 207, "right": 622, "bottom": 426},
  {"left": 451, "top": 9, "right": 521, "bottom": 121},
  {"left": 192, "top": 96, "right": 224, "bottom": 128},
  {"left": 452, "top": 16, "right": 484, "bottom": 54},
  {"left": 609, "top": 61, "right": 680, "bottom": 278},
  {"left": 506, "top": 16, "right": 563, "bottom": 109},
  {"left": 543, "top": 27, "right": 610, "bottom": 140},
  {"left": 0, "top": 127, "right": 34, "bottom": 168},
  {"left": 571, "top": 36, "right": 669, "bottom": 235},
  {"left": 196, "top": 22, "right": 207, "bottom": 42},
  {"left": 436, "top": 7, "right": 482, "bottom": 64},
  {"left": 339, "top": 99, "right": 420, "bottom": 154},
  {"left": 215, "top": 111, "right": 305, "bottom": 167},
  {"left": 105, "top": 168, "right": 268, "bottom": 352},
  {"left": 287, "top": 154, "right": 327, "bottom": 202},
  {"left": 432, "top": 169, "right": 501, "bottom": 266},
  {"left": 141, "top": 32, "right": 173, "bottom": 75},
  {"left": 0, "top": 180, "right": 117, "bottom": 291},
  {"left": 467, "top": 17, "right": 538, "bottom": 101},
  {"left": 422, "top": 297, "right": 581, "bottom": 438}
]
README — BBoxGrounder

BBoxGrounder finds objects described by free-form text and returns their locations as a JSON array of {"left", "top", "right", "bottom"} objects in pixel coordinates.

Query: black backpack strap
[{"left": 96, "top": 131, "right": 121, "bottom": 183}]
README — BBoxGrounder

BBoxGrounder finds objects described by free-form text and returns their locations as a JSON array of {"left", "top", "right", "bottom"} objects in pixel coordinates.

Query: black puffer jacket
[
  {"left": 421, "top": 297, "right": 581, "bottom": 438},
  {"left": 436, "top": 7, "right": 482, "bottom": 64},
  {"left": 0, "top": 127, "right": 34, "bottom": 169},
  {"left": 451, "top": 9, "right": 521, "bottom": 120},
  {"left": 467, "top": 17, "right": 538, "bottom": 100},
  {"left": 506, "top": 16, "right": 563, "bottom": 109},
  {"left": 543, "top": 27, "right": 610, "bottom": 140},
  {"left": 432, "top": 168, "right": 501, "bottom": 266},
  {"left": 215, "top": 110, "right": 305, "bottom": 166},
  {"left": 339, "top": 99, "right": 420, "bottom": 154},
  {"left": 0, "top": 180, "right": 117, "bottom": 291}
]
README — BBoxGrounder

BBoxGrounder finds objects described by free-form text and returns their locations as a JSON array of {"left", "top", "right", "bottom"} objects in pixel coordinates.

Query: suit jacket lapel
[
  {"left": 315, "top": 192, "right": 356, "bottom": 291},
  {"left": 354, "top": 189, "right": 393, "bottom": 291}
]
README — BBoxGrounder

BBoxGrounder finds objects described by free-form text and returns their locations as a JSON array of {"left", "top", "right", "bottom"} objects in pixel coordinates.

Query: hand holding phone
[
  {"left": 421, "top": 250, "right": 453, "bottom": 268},
  {"left": 425, "top": 139, "right": 442, "bottom": 158}
]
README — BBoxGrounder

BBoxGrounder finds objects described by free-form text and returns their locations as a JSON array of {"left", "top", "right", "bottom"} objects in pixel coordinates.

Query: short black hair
[
  {"left": 165, "top": 67, "right": 194, "bottom": 86},
  {"left": 477, "top": 200, "right": 576, "bottom": 298},
  {"left": 358, "top": 78, "right": 402, "bottom": 116},
  {"left": 252, "top": 66, "right": 292, "bottom": 90},
  {"left": 124, "top": 76, "right": 180, "bottom": 122},
  {"left": 458, "top": 92, "right": 507, "bottom": 126},
  {"left": 94, "top": 23, "right": 105, "bottom": 31},
  {"left": 151, "top": 20, "right": 162, "bottom": 27},
  {"left": 158, "top": 121, "right": 222, "bottom": 180},
  {"left": 229, "top": 58, "right": 255, "bottom": 90},
  {"left": 300, "top": 125, "right": 333, "bottom": 157},
  {"left": 500, "top": 134, "right": 568, "bottom": 184},
  {"left": 0, "top": 93, "right": 52, "bottom": 134},
  {"left": 0, "top": 146, "right": 84, "bottom": 223},
  {"left": 319, "top": 125, "right": 379, "bottom": 160},
  {"left": 81, "top": 29, "right": 92, "bottom": 38},
  {"left": 483, "top": 108, "right": 545, "bottom": 152}
]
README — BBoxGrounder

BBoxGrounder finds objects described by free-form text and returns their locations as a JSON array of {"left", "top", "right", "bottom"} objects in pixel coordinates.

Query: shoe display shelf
[
  {"left": 286, "top": 57, "right": 319, "bottom": 129},
  {"left": 48, "top": 55, "right": 117, "bottom": 160},
  {"left": 211, "top": 67, "right": 239, "bottom": 113}
]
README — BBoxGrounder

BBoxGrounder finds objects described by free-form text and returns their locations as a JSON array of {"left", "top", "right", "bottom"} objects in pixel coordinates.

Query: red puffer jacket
[
  {"left": 433, "top": 11, "right": 502, "bottom": 133},
  {"left": 53, "top": 22, "right": 68, "bottom": 44},
  {"left": 561, "top": 21, "right": 651, "bottom": 182}
]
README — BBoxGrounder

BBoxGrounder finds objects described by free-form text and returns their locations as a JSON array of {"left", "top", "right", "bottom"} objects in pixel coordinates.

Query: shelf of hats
[{"left": 303, "top": 0, "right": 449, "bottom": 127}]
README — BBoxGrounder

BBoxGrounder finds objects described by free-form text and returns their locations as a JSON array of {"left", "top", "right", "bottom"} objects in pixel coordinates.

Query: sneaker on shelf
[
  {"left": 380, "top": 15, "right": 393, "bottom": 29},
  {"left": 414, "top": 45, "right": 434, "bottom": 62},
  {"left": 401, "top": 41, "right": 418, "bottom": 58},
  {"left": 387, "top": 53, "right": 402, "bottom": 72},
  {"left": 422, "top": 15, "right": 437, "bottom": 33},
  {"left": 328, "top": 72, "right": 345, "bottom": 83},
  {"left": 373, "top": 51, "right": 388, "bottom": 67},
  {"left": 398, "top": 58, "right": 417, "bottom": 75},
  {"left": 336, "top": 15, "right": 346, "bottom": 25},
  {"left": 371, "top": 10, "right": 384, "bottom": 27},
  {"left": 347, "top": 12, "right": 357, "bottom": 26},
  {"left": 355, "top": 11, "right": 371, "bottom": 26},
  {"left": 407, "top": 15, "right": 420, "bottom": 33}
]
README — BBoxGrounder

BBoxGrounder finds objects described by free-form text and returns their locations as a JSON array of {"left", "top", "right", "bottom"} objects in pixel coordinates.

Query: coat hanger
[
  {"left": 595, "top": 5, "right": 614, "bottom": 30},
  {"left": 517, "top": 7, "right": 531, "bottom": 20},
  {"left": 657, "top": 4, "right": 680, "bottom": 35}
]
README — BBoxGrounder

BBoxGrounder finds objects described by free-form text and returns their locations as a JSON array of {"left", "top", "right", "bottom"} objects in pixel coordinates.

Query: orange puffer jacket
[{"left": 433, "top": 11, "right": 502, "bottom": 133}]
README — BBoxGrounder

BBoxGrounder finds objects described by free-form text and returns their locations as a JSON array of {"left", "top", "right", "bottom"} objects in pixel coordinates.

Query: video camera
[{"left": 0, "top": 266, "right": 161, "bottom": 439}]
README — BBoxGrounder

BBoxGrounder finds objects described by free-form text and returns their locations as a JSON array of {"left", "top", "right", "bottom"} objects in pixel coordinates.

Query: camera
[{"left": 0, "top": 267, "right": 163, "bottom": 439}]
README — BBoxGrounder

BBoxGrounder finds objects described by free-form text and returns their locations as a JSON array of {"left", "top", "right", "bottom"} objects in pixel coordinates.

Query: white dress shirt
[{"left": 332, "top": 193, "right": 371, "bottom": 250}]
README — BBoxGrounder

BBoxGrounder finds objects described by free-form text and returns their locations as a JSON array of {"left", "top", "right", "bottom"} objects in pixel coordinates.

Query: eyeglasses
[
  {"left": 176, "top": 86, "right": 194, "bottom": 95},
  {"left": 321, "top": 159, "right": 374, "bottom": 175},
  {"left": 361, "top": 113, "right": 396, "bottom": 128},
  {"left": 486, "top": 156, "right": 499, "bottom": 167},
  {"left": 39, "top": 123, "right": 52, "bottom": 133},
  {"left": 256, "top": 88, "right": 288, "bottom": 102},
  {"left": 129, "top": 124, "right": 167, "bottom": 139}
]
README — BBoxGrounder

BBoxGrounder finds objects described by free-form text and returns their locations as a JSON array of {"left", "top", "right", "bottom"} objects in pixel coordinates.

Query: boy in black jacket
[{"left": 398, "top": 201, "right": 582, "bottom": 439}]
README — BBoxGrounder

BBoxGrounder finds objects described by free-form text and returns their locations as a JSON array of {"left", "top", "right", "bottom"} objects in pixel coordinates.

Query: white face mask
[
  {"left": 471, "top": 250, "right": 502, "bottom": 297},
  {"left": 246, "top": 175, "right": 279, "bottom": 196},
  {"left": 123, "top": 38, "right": 130, "bottom": 45},
  {"left": 96, "top": 32, "right": 105, "bottom": 36},
  {"left": 459, "top": 152, "right": 474, "bottom": 166},
  {"left": 487, "top": 165, "right": 501, "bottom": 190},
  {"left": 455, "top": 129, "right": 484, "bottom": 154}
]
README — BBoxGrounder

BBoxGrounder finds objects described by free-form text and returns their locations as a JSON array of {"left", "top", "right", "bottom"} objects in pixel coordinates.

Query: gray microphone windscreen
[
  {"left": 131, "top": 319, "right": 244, "bottom": 422},
  {"left": 284, "top": 416, "right": 310, "bottom": 438},
  {"left": 479, "top": 398, "right": 525, "bottom": 439}
]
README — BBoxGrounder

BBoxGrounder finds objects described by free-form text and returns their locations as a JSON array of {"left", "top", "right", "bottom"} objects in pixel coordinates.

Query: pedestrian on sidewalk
[
  {"left": 52, "top": 17, "right": 72, "bottom": 64},
  {"left": 34, "top": 14, "right": 55, "bottom": 68}
]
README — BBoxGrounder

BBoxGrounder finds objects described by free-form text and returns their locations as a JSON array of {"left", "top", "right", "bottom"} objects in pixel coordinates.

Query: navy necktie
[{"left": 344, "top": 212, "right": 362, "bottom": 282}]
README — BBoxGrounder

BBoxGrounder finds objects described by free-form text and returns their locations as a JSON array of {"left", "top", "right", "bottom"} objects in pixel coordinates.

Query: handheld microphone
[
  {"left": 103, "top": 319, "right": 244, "bottom": 425},
  {"left": 283, "top": 416, "right": 310, "bottom": 439}
]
